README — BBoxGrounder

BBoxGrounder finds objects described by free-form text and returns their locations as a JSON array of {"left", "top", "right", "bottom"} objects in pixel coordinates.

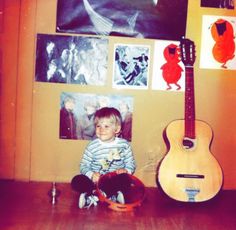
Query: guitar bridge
[
  {"left": 177, "top": 174, "right": 204, "bottom": 179},
  {"left": 185, "top": 188, "right": 200, "bottom": 202}
]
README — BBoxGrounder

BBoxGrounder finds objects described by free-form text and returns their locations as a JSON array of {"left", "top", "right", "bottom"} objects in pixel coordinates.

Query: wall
[
  {"left": 0, "top": 0, "right": 21, "bottom": 179},
  {"left": 0, "top": 0, "right": 236, "bottom": 189}
]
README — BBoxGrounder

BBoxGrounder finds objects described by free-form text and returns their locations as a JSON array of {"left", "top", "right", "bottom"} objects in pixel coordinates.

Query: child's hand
[
  {"left": 116, "top": 168, "right": 128, "bottom": 174},
  {"left": 92, "top": 172, "right": 101, "bottom": 183}
]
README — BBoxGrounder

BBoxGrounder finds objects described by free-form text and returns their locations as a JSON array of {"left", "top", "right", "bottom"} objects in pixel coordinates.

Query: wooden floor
[{"left": 0, "top": 180, "right": 235, "bottom": 230}]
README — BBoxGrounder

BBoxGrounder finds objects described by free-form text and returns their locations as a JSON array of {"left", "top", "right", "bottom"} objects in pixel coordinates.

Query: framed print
[
  {"left": 113, "top": 44, "right": 150, "bottom": 90},
  {"left": 60, "top": 92, "right": 134, "bottom": 142},
  {"left": 35, "top": 34, "right": 108, "bottom": 85},
  {"left": 152, "top": 40, "right": 185, "bottom": 91},
  {"left": 201, "top": 0, "right": 234, "bottom": 9},
  {"left": 200, "top": 15, "right": 236, "bottom": 70},
  {"left": 56, "top": 0, "right": 188, "bottom": 40}
]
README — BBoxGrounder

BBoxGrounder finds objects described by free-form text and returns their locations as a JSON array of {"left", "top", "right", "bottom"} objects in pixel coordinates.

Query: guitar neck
[{"left": 185, "top": 66, "right": 195, "bottom": 139}]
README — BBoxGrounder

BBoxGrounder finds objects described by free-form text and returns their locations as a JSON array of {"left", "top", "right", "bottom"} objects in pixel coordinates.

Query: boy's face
[{"left": 95, "top": 118, "right": 120, "bottom": 142}]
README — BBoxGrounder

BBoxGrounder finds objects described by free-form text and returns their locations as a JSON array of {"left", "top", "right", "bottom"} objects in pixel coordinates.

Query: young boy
[{"left": 71, "top": 107, "right": 136, "bottom": 208}]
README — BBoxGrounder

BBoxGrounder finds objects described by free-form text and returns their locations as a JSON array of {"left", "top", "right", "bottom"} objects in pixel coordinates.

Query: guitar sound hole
[{"left": 183, "top": 138, "right": 194, "bottom": 149}]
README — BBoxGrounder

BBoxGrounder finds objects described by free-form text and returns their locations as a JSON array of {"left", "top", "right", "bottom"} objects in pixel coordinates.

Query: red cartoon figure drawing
[
  {"left": 161, "top": 43, "right": 183, "bottom": 90},
  {"left": 211, "top": 18, "right": 235, "bottom": 68}
]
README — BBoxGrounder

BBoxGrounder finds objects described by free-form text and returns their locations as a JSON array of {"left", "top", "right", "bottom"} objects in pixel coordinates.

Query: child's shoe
[
  {"left": 116, "top": 191, "right": 125, "bottom": 204},
  {"left": 78, "top": 193, "right": 99, "bottom": 209},
  {"left": 109, "top": 191, "right": 125, "bottom": 204},
  {"left": 78, "top": 192, "right": 87, "bottom": 208},
  {"left": 86, "top": 194, "right": 99, "bottom": 208}
]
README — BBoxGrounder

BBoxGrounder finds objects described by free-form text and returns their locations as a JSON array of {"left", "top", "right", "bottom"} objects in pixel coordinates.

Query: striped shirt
[{"left": 80, "top": 137, "right": 136, "bottom": 179}]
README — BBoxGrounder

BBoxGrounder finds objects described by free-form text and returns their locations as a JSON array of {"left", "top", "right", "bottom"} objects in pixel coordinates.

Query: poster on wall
[
  {"left": 200, "top": 15, "right": 236, "bottom": 70},
  {"left": 60, "top": 92, "right": 134, "bottom": 142},
  {"left": 56, "top": 0, "right": 188, "bottom": 40},
  {"left": 152, "top": 40, "right": 185, "bottom": 91},
  {"left": 35, "top": 34, "right": 108, "bottom": 85},
  {"left": 113, "top": 44, "right": 150, "bottom": 90},
  {"left": 201, "top": 0, "right": 235, "bottom": 9}
]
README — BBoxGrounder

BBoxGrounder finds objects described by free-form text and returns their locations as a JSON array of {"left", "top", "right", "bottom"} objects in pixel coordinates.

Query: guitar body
[{"left": 158, "top": 119, "right": 223, "bottom": 202}]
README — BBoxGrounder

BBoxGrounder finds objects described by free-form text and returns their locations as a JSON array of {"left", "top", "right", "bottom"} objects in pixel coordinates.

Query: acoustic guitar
[{"left": 158, "top": 38, "right": 223, "bottom": 202}]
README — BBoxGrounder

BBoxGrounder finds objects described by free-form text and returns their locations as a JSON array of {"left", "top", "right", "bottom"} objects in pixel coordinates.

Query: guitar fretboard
[{"left": 185, "top": 66, "right": 195, "bottom": 139}]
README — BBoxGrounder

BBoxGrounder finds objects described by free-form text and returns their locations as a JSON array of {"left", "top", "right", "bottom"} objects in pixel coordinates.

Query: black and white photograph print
[
  {"left": 201, "top": 0, "right": 234, "bottom": 9},
  {"left": 56, "top": 0, "right": 188, "bottom": 40},
  {"left": 35, "top": 34, "right": 108, "bottom": 85},
  {"left": 60, "top": 92, "right": 134, "bottom": 142},
  {"left": 113, "top": 44, "right": 150, "bottom": 90}
]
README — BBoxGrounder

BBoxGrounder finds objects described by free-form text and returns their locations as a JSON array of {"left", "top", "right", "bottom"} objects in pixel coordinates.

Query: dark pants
[{"left": 71, "top": 173, "right": 132, "bottom": 198}]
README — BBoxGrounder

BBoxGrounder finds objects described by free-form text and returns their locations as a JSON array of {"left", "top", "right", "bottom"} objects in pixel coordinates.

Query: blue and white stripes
[{"left": 80, "top": 137, "right": 136, "bottom": 179}]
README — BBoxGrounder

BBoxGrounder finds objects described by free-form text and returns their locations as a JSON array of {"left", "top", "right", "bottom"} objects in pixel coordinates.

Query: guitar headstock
[{"left": 180, "top": 38, "right": 196, "bottom": 66}]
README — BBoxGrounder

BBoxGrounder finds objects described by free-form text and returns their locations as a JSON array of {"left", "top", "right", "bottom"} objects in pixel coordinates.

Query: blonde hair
[{"left": 94, "top": 107, "right": 122, "bottom": 127}]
